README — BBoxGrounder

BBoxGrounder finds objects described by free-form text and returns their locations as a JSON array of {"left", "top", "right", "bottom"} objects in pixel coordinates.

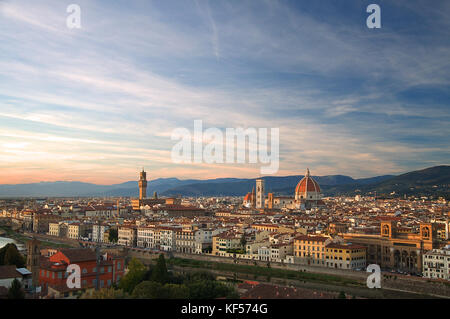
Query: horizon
[
  {"left": 0, "top": 1, "right": 449, "bottom": 184},
  {"left": 1, "top": 164, "right": 449, "bottom": 186}
]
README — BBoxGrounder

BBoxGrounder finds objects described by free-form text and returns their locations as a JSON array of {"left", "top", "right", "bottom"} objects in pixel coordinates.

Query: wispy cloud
[{"left": 0, "top": 0, "right": 448, "bottom": 183}]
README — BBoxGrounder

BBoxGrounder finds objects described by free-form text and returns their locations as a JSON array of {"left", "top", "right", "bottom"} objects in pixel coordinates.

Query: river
[{"left": 0, "top": 236, "right": 26, "bottom": 252}]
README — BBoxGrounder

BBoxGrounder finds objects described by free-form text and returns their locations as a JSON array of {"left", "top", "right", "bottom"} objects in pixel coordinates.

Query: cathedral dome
[{"left": 295, "top": 168, "right": 321, "bottom": 200}]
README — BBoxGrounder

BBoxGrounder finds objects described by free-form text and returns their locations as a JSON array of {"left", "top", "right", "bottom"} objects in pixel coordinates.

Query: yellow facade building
[{"left": 325, "top": 243, "right": 366, "bottom": 270}]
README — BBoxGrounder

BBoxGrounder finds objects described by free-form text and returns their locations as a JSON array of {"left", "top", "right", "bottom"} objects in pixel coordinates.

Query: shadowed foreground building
[{"left": 39, "top": 248, "right": 124, "bottom": 298}]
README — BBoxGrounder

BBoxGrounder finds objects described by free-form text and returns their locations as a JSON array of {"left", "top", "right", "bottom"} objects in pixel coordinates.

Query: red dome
[
  {"left": 295, "top": 169, "right": 321, "bottom": 195},
  {"left": 295, "top": 177, "right": 321, "bottom": 193}
]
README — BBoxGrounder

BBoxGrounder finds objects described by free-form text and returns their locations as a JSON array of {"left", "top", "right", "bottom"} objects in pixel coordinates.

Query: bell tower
[
  {"left": 139, "top": 168, "right": 147, "bottom": 200},
  {"left": 26, "top": 237, "right": 40, "bottom": 288},
  {"left": 255, "top": 179, "right": 265, "bottom": 209}
]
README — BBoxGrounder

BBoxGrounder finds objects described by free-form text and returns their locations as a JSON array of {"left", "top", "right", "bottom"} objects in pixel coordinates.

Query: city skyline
[{"left": 1, "top": 0, "right": 449, "bottom": 184}]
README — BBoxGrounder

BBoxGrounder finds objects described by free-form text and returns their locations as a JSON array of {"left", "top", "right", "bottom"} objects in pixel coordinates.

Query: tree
[
  {"left": 81, "top": 287, "right": 127, "bottom": 299},
  {"left": 187, "top": 280, "right": 236, "bottom": 299},
  {"left": 132, "top": 281, "right": 162, "bottom": 299},
  {"left": 338, "top": 291, "right": 346, "bottom": 299},
  {"left": 151, "top": 254, "right": 169, "bottom": 284},
  {"left": 132, "top": 281, "right": 189, "bottom": 299},
  {"left": 240, "top": 236, "right": 247, "bottom": 248},
  {"left": 2, "top": 244, "right": 25, "bottom": 268},
  {"left": 108, "top": 228, "right": 118, "bottom": 243},
  {"left": 118, "top": 258, "right": 147, "bottom": 294},
  {"left": 7, "top": 278, "right": 25, "bottom": 299}
]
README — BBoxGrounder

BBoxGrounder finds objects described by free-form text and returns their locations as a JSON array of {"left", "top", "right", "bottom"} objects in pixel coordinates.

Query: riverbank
[
  {"left": 0, "top": 226, "right": 73, "bottom": 249},
  {"left": 0, "top": 225, "right": 29, "bottom": 244}
]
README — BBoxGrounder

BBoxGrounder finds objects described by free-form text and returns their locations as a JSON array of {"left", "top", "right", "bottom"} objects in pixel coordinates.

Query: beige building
[
  {"left": 270, "top": 243, "right": 294, "bottom": 263},
  {"left": 48, "top": 222, "right": 68, "bottom": 237},
  {"left": 67, "top": 223, "right": 91, "bottom": 240},
  {"left": 212, "top": 232, "right": 243, "bottom": 256},
  {"left": 118, "top": 225, "right": 137, "bottom": 247}
]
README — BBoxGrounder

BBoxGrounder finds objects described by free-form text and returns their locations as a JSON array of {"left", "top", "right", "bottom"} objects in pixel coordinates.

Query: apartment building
[
  {"left": 92, "top": 224, "right": 109, "bottom": 243},
  {"left": 33, "top": 213, "right": 62, "bottom": 234},
  {"left": 270, "top": 242, "right": 294, "bottom": 263},
  {"left": 212, "top": 232, "right": 242, "bottom": 256},
  {"left": 324, "top": 243, "right": 367, "bottom": 270},
  {"left": 159, "top": 227, "right": 177, "bottom": 251},
  {"left": 137, "top": 226, "right": 157, "bottom": 249},
  {"left": 67, "top": 223, "right": 92, "bottom": 240},
  {"left": 48, "top": 222, "right": 68, "bottom": 237},
  {"left": 423, "top": 246, "right": 450, "bottom": 280},
  {"left": 118, "top": 225, "right": 137, "bottom": 247},
  {"left": 293, "top": 235, "right": 331, "bottom": 266}
]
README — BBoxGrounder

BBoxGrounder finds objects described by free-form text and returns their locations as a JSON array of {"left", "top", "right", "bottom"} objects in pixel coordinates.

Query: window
[
  {"left": 82, "top": 268, "right": 87, "bottom": 274},
  {"left": 117, "top": 262, "right": 121, "bottom": 270},
  {"left": 58, "top": 272, "right": 62, "bottom": 279}
]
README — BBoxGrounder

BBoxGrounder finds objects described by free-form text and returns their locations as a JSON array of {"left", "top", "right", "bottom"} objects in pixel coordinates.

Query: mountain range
[{"left": 0, "top": 165, "right": 448, "bottom": 199}]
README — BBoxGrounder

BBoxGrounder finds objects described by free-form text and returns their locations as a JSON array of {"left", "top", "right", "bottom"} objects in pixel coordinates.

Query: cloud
[{"left": 0, "top": 0, "right": 448, "bottom": 183}]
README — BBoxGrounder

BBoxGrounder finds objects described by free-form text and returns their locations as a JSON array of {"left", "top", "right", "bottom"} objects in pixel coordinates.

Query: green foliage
[
  {"left": 166, "top": 258, "right": 360, "bottom": 286},
  {"left": 151, "top": 254, "right": 169, "bottom": 284},
  {"left": 81, "top": 287, "right": 128, "bottom": 299},
  {"left": 132, "top": 269, "right": 237, "bottom": 299},
  {"left": 0, "top": 243, "right": 25, "bottom": 268},
  {"left": 187, "top": 280, "right": 235, "bottom": 299},
  {"left": 226, "top": 248, "right": 246, "bottom": 254},
  {"left": 118, "top": 258, "right": 147, "bottom": 294},
  {"left": 7, "top": 278, "right": 25, "bottom": 299},
  {"left": 240, "top": 236, "right": 247, "bottom": 248},
  {"left": 108, "top": 228, "right": 118, "bottom": 243},
  {"left": 132, "top": 281, "right": 189, "bottom": 299},
  {"left": 338, "top": 291, "right": 346, "bottom": 299}
]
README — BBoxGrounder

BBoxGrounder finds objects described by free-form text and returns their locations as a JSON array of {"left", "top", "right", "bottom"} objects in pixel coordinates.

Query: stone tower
[
  {"left": 139, "top": 168, "right": 147, "bottom": 200},
  {"left": 26, "top": 237, "right": 40, "bottom": 288},
  {"left": 255, "top": 179, "right": 265, "bottom": 209}
]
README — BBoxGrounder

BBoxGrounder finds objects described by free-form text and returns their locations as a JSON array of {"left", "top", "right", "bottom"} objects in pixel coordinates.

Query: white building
[
  {"left": 92, "top": 224, "right": 109, "bottom": 243},
  {"left": 423, "top": 246, "right": 450, "bottom": 280},
  {"left": 137, "top": 226, "right": 157, "bottom": 248}
]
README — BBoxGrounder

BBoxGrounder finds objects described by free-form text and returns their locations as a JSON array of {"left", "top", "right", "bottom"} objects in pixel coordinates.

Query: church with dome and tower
[{"left": 243, "top": 168, "right": 325, "bottom": 211}]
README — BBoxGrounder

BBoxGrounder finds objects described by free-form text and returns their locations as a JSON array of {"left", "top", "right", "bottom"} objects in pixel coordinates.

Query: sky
[{"left": 0, "top": 0, "right": 449, "bottom": 184}]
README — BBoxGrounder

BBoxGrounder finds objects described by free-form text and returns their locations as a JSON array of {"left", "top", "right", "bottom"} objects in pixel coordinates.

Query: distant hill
[
  {"left": 360, "top": 165, "right": 450, "bottom": 198},
  {"left": 159, "top": 174, "right": 395, "bottom": 197},
  {"left": 321, "top": 166, "right": 450, "bottom": 198},
  {"left": 0, "top": 166, "right": 447, "bottom": 198}
]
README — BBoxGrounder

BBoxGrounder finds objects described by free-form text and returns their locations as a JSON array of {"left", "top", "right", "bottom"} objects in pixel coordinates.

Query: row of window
[{"left": 41, "top": 263, "right": 121, "bottom": 278}]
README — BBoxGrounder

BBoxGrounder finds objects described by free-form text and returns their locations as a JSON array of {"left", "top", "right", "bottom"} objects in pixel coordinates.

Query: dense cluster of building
[{"left": 1, "top": 168, "right": 449, "bottom": 298}]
